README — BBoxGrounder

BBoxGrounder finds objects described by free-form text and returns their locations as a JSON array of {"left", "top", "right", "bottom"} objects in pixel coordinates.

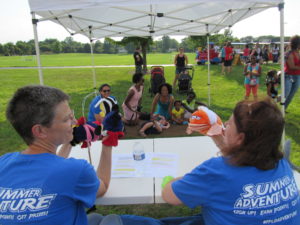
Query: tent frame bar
[{"left": 31, "top": 12, "right": 43, "bottom": 85}]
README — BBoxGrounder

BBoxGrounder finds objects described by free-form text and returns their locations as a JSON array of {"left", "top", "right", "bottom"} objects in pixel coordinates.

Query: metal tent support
[
  {"left": 279, "top": 3, "right": 285, "bottom": 148},
  {"left": 89, "top": 26, "right": 97, "bottom": 92},
  {"left": 31, "top": 12, "right": 43, "bottom": 85},
  {"left": 206, "top": 24, "right": 211, "bottom": 106}
]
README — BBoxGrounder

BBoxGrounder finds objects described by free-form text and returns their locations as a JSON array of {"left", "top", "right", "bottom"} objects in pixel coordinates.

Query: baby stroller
[
  {"left": 149, "top": 66, "right": 165, "bottom": 96},
  {"left": 177, "top": 66, "right": 194, "bottom": 93}
]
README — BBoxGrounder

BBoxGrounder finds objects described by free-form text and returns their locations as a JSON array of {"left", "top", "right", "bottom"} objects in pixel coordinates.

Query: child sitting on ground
[
  {"left": 171, "top": 100, "right": 188, "bottom": 125},
  {"left": 265, "top": 70, "right": 281, "bottom": 101},
  {"left": 182, "top": 91, "right": 206, "bottom": 120},
  {"left": 139, "top": 114, "right": 170, "bottom": 137}
]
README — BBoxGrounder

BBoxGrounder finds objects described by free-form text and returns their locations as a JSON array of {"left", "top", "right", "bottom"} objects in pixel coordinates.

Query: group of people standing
[{"left": 241, "top": 35, "right": 300, "bottom": 111}]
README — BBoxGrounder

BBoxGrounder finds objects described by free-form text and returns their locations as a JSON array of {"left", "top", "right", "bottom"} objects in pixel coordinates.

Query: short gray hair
[{"left": 6, "top": 85, "right": 69, "bottom": 145}]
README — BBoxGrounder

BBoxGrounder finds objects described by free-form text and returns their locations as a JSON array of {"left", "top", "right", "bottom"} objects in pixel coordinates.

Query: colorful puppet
[{"left": 186, "top": 106, "right": 223, "bottom": 136}]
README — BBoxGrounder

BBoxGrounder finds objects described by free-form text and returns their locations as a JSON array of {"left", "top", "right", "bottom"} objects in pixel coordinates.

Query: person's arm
[
  {"left": 137, "top": 86, "right": 144, "bottom": 108},
  {"left": 153, "top": 120, "right": 163, "bottom": 132},
  {"left": 124, "top": 89, "right": 135, "bottom": 112},
  {"left": 184, "top": 54, "right": 188, "bottom": 65},
  {"left": 171, "top": 110, "right": 177, "bottom": 122},
  {"left": 194, "top": 101, "right": 207, "bottom": 107},
  {"left": 94, "top": 114, "right": 104, "bottom": 122},
  {"left": 162, "top": 177, "right": 183, "bottom": 205},
  {"left": 174, "top": 54, "right": 178, "bottom": 65},
  {"left": 162, "top": 122, "right": 171, "bottom": 129},
  {"left": 256, "top": 66, "right": 262, "bottom": 76},
  {"left": 182, "top": 102, "right": 194, "bottom": 113},
  {"left": 57, "top": 143, "right": 72, "bottom": 158},
  {"left": 267, "top": 83, "right": 272, "bottom": 97},
  {"left": 286, "top": 53, "right": 300, "bottom": 70},
  {"left": 243, "top": 65, "right": 249, "bottom": 76},
  {"left": 150, "top": 94, "right": 159, "bottom": 117},
  {"left": 96, "top": 145, "right": 113, "bottom": 197}
]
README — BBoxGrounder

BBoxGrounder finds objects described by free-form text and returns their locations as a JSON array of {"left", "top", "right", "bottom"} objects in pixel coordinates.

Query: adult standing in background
[
  {"left": 1, "top": 85, "right": 123, "bottom": 225},
  {"left": 272, "top": 44, "right": 280, "bottom": 63},
  {"left": 133, "top": 47, "right": 144, "bottom": 74},
  {"left": 88, "top": 84, "right": 117, "bottom": 123},
  {"left": 173, "top": 47, "right": 188, "bottom": 89},
  {"left": 251, "top": 42, "right": 262, "bottom": 63},
  {"left": 220, "top": 43, "right": 226, "bottom": 74},
  {"left": 242, "top": 44, "right": 250, "bottom": 64},
  {"left": 223, "top": 41, "right": 233, "bottom": 74},
  {"left": 122, "top": 73, "right": 144, "bottom": 125},
  {"left": 284, "top": 35, "right": 300, "bottom": 111}
]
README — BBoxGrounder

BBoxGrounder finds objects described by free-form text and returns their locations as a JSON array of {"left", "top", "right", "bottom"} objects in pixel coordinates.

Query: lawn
[{"left": 0, "top": 53, "right": 299, "bottom": 217}]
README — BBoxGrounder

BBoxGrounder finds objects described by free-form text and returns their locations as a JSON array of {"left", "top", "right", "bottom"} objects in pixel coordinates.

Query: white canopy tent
[{"left": 28, "top": 0, "right": 285, "bottom": 109}]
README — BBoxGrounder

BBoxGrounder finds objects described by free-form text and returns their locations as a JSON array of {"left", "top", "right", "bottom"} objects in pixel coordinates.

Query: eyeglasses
[{"left": 102, "top": 89, "right": 111, "bottom": 93}]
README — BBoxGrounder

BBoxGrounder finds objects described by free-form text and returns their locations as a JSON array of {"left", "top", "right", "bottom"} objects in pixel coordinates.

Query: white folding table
[
  {"left": 153, "top": 136, "right": 219, "bottom": 203},
  {"left": 68, "top": 136, "right": 300, "bottom": 205},
  {"left": 69, "top": 139, "right": 155, "bottom": 205}
]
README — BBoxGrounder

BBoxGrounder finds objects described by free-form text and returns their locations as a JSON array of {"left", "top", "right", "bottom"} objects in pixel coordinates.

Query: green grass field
[{"left": 0, "top": 53, "right": 299, "bottom": 217}]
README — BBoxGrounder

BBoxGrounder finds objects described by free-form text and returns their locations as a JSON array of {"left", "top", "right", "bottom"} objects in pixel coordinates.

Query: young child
[
  {"left": 182, "top": 91, "right": 206, "bottom": 120},
  {"left": 139, "top": 114, "right": 170, "bottom": 137},
  {"left": 265, "top": 70, "right": 280, "bottom": 101},
  {"left": 244, "top": 55, "right": 261, "bottom": 100},
  {"left": 171, "top": 100, "right": 187, "bottom": 125}
]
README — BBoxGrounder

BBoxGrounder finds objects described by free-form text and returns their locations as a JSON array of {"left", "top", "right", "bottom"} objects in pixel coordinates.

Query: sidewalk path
[{"left": 0, "top": 64, "right": 177, "bottom": 70}]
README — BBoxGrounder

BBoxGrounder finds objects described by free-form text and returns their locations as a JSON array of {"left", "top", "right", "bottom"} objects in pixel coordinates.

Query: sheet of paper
[{"left": 111, "top": 153, "right": 178, "bottom": 178}]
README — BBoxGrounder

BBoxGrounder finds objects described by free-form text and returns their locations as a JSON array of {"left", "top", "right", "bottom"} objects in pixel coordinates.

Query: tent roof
[{"left": 28, "top": 0, "right": 283, "bottom": 40}]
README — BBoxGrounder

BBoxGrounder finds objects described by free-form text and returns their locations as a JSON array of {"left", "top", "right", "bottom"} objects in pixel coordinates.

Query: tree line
[{"left": 0, "top": 31, "right": 289, "bottom": 56}]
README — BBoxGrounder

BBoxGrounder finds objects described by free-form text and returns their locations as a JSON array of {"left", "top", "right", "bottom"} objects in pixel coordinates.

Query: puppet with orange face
[{"left": 186, "top": 106, "right": 223, "bottom": 136}]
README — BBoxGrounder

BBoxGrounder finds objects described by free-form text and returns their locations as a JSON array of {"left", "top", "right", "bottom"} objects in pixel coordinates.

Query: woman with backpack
[{"left": 243, "top": 55, "right": 261, "bottom": 100}]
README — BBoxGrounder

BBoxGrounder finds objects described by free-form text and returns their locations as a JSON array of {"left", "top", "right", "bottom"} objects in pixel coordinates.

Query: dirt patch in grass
[{"left": 123, "top": 120, "right": 200, "bottom": 139}]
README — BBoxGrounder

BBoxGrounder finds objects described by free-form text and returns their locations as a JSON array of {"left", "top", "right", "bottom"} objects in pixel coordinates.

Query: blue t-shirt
[
  {"left": 87, "top": 95, "right": 117, "bottom": 122},
  {"left": 0, "top": 152, "right": 100, "bottom": 225},
  {"left": 172, "top": 157, "right": 300, "bottom": 225}
]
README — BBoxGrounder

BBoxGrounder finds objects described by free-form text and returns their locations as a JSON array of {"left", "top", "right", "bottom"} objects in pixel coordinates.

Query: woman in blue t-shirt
[{"left": 162, "top": 98, "right": 300, "bottom": 225}]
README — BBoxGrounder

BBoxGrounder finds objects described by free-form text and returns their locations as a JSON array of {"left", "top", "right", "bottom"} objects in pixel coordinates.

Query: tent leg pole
[
  {"left": 90, "top": 40, "right": 97, "bottom": 92},
  {"left": 279, "top": 3, "right": 285, "bottom": 149},
  {"left": 31, "top": 12, "right": 43, "bottom": 85},
  {"left": 206, "top": 25, "right": 211, "bottom": 107}
]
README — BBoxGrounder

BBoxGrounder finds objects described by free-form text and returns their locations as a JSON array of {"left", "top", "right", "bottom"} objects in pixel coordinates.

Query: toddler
[
  {"left": 139, "top": 114, "right": 170, "bottom": 137},
  {"left": 171, "top": 100, "right": 188, "bottom": 125},
  {"left": 266, "top": 70, "right": 280, "bottom": 101}
]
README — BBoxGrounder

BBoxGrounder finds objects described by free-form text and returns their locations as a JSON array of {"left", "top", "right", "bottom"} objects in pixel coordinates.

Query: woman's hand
[{"left": 211, "top": 133, "right": 226, "bottom": 150}]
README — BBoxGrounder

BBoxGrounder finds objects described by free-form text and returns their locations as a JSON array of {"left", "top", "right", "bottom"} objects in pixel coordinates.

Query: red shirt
[
  {"left": 285, "top": 51, "right": 300, "bottom": 75},
  {"left": 243, "top": 48, "right": 250, "bottom": 56},
  {"left": 225, "top": 47, "right": 233, "bottom": 60}
]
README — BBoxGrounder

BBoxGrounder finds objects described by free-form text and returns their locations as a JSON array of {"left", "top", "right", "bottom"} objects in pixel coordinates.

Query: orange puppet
[{"left": 186, "top": 106, "right": 223, "bottom": 136}]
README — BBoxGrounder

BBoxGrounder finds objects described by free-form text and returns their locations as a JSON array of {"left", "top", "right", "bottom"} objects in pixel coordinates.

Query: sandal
[{"left": 139, "top": 130, "right": 147, "bottom": 138}]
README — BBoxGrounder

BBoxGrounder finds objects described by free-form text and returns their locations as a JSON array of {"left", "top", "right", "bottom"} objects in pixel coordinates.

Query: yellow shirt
[{"left": 172, "top": 107, "right": 185, "bottom": 119}]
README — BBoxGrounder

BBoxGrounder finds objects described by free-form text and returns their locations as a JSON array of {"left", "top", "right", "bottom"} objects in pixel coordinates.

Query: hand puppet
[
  {"left": 70, "top": 116, "right": 102, "bottom": 148},
  {"left": 101, "top": 104, "right": 125, "bottom": 146},
  {"left": 186, "top": 106, "right": 223, "bottom": 136}
]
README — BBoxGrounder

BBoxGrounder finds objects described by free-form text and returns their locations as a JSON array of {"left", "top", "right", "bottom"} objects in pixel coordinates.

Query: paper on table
[{"left": 111, "top": 153, "right": 178, "bottom": 178}]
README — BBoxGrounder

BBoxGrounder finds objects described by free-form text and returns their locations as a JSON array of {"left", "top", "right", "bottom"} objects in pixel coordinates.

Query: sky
[{"left": 0, "top": 0, "right": 299, "bottom": 44}]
